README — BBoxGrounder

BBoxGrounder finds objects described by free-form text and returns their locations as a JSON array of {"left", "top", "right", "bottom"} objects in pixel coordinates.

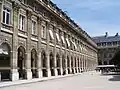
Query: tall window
[
  {"left": 32, "top": 20, "right": 36, "bottom": 34},
  {"left": 3, "top": 7, "right": 11, "bottom": 25},
  {"left": 19, "top": 15, "right": 25, "bottom": 30},
  {"left": 41, "top": 25, "right": 46, "bottom": 39}
]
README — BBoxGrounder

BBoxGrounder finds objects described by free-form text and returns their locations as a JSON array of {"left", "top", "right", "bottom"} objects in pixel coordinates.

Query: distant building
[{"left": 93, "top": 32, "right": 120, "bottom": 65}]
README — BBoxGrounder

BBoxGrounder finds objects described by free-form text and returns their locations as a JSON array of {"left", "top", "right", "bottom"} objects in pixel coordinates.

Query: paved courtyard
[{"left": 1, "top": 72, "right": 120, "bottom": 90}]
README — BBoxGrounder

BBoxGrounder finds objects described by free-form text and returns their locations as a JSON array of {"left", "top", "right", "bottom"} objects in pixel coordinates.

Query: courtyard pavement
[{"left": 1, "top": 71, "right": 120, "bottom": 90}]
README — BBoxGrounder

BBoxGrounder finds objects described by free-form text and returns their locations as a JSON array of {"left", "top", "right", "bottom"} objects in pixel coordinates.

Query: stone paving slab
[
  {"left": 1, "top": 71, "right": 120, "bottom": 90},
  {"left": 0, "top": 73, "right": 82, "bottom": 88}
]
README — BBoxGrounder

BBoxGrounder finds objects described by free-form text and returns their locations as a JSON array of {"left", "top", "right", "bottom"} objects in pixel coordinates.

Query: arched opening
[
  {"left": 62, "top": 55, "right": 66, "bottom": 75},
  {"left": 71, "top": 56, "right": 74, "bottom": 74},
  {"left": 18, "top": 46, "right": 26, "bottom": 80},
  {"left": 41, "top": 50, "right": 47, "bottom": 77},
  {"left": 75, "top": 57, "right": 77, "bottom": 73},
  {"left": 50, "top": 52, "right": 55, "bottom": 76},
  {"left": 78, "top": 58, "right": 80, "bottom": 73},
  {"left": 31, "top": 49, "right": 37, "bottom": 78},
  {"left": 0, "top": 43, "right": 10, "bottom": 81},
  {"left": 67, "top": 56, "right": 70, "bottom": 74},
  {"left": 56, "top": 54, "right": 61, "bottom": 75}
]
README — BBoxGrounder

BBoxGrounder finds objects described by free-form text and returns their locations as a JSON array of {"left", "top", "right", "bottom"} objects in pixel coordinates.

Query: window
[
  {"left": 56, "top": 33, "right": 60, "bottom": 42},
  {"left": 49, "top": 25, "right": 54, "bottom": 40},
  {"left": 41, "top": 25, "right": 46, "bottom": 38},
  {"left": 3, "top": 7, "right": 11, "bottom": 25},
  {"left": 19, "top": 15, "right": 25, "bottom": 30},
  {"left": 32, "top": 20, "right": 36, "bottom": 34}
]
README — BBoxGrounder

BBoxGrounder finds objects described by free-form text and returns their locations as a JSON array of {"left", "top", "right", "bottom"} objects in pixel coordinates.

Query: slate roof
[{"left": 92, "top": 35, "right": 120, "bottom": 43}]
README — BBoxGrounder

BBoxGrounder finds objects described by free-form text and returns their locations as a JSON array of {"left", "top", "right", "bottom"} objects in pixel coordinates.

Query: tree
[{"left": 111, "top": 50, "right": 120, "bottom": 66}]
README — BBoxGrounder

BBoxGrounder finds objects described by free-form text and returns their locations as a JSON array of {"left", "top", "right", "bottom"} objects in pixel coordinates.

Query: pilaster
[
  {"left": 53, "top": 27, "right": 58, "bottom": 76},
  {"left": 25, "top": 10, "right": 32, "bottom": 80},
  {"left": 37, "top": 17, "right": 42, "bottom": 78},
  {"left": 46, "top": 21, "right": 51, "bottom": 77},
  {"left": 10, "top": 1, "right": 20, "bottom": 81}
]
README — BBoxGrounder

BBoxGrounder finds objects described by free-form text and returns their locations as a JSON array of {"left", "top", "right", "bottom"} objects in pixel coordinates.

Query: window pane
[
  {"left": 3, "top": 11, "right": 5, "bottom": 23},
  {"left": 6, "top": 13, "right": 10, "bottom": 24}
]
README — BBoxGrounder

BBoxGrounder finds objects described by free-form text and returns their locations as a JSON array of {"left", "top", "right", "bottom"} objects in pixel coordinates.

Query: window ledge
[
  {"left": 1, "top": 22, "right": 13, "bottom": 28},
  {"left": 1, "top": 27, "right": 13, "bottom": 34}
]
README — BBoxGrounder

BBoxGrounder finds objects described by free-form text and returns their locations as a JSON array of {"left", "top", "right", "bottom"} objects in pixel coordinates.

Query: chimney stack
[
  {"left": 115, "top": 33, "right": 119, "bottom": 36},
  {"left": 105, "top": 32, "right": 108, "bottom": 37}
]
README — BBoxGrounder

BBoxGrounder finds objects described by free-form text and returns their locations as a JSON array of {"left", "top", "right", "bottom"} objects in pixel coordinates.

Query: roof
[{"left": 92, "top": 35, "right": 120, "bottom": 43}]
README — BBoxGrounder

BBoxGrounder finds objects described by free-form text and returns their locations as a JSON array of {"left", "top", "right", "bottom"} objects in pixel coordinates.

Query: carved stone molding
[
  {"left": 12, "top": 0, "right": 21, "bottom": 11},
  {"left": 26, "top": 10, "right": 32, "bottom": 20}
]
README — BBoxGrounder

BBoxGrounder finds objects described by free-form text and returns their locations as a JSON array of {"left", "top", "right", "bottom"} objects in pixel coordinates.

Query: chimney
[
  {"left": 115, "top": 33, "right": 119, "bottom": 36},
  {"left": 105, "top": 32, "right": 108, "bottom": 37}
]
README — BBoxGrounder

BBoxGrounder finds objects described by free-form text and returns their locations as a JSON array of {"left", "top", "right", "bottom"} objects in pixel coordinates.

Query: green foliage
[{"left": 111, "top": 50, "right": 120, "bottom": 66}]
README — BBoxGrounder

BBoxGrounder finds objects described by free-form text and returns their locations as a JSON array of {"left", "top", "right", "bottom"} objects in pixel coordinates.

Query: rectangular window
[
  {"left": 19, "top": 15, "right": 25, "bottom": 30},
  {"left": 41, "top": 25, "right": 46, "bottom": 38},
  {"left": 32, "top": 20, "right": 36, "bottom": 34},
  {"left": 3, "top": 7, "right": 11, "bottom": 25}
]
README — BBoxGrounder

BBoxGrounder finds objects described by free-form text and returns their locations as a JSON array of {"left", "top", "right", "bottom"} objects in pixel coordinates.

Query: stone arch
[
  {"left": 49, "top": 52, "right": 55, "bottom": 76},
  {"left": 62, "top": 54, "right": 66, "bottom": 75},
  {"left": 41, "top": 50, "right": 47, "bottom": 77},
  {"left": 18, "top": 46, "right": 26, "bottom": 79},
  {"left": 75, "top": 57, "right": 77, "bottom": 73},
  {"left": 56, "top": 53, "right": 61, "bottom": 75},
  {"left": 31, "top": 49, "right": 37, "bottom": 78},
  {"left": 67, "top": 55, "right": 70, "bottom": 74},
  {"left": 71, "top": 56, "right": 74, "bottom": 74},
  {"left": 77, "top": 57, "right": 80, "bottom": 73},
  {"left": 0, "top": 42, "right": 11, "bottom": 80}
]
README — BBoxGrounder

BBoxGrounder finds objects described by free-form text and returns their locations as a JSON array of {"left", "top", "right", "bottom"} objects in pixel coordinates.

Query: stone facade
[
  {"left": 0, "top": 0, "right": 97, "bottom": 81},
  {"left": 93, "top": 32, "right": 120, "bottom": 65}
]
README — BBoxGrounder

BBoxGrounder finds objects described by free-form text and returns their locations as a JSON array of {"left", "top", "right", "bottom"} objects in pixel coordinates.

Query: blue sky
[{"left": 51, "top": 0, "right": 120, "bottom": 37}]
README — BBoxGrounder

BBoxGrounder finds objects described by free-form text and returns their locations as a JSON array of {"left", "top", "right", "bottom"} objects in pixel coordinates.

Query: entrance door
[
  {"left": 31, "top": 49, "right": 37, "bottom": 78},
  {"left": 50, "top": 52, "right": 55, "bottom": 76},
  {"left": 18, "top": 46, "right": 25, "bottom": 80},
  {"left": 0, "top": 43, "right": 10, "bottom": 81}
]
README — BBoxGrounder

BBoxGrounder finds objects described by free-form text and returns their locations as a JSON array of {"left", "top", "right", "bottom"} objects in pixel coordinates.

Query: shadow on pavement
[
  {"left": 100, "top": 73, "right": 120, "bottom": 76},
  {"left": 109, "top": 75, "right": 120, "bottom": 81}
]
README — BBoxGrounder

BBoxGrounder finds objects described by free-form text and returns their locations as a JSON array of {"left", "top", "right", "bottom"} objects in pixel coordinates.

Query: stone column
[
  {"left": 46, "top": 21, "right": 51, "bottom": 77},
  {"left": 10, "top": 2, "right": 20, "bottom": 81},
  {"left": 65, "top": 52, "right": 68, "bottom": 75},
  {"left": 69, "top": 53, "right": 72, "bottom": 74},
  {"left": 73, "top": 54, "right": 76, "bottom": 73},
  {"left": 76, "top": 56, "right": 79, "bottom": 73},
  {"left": 65, "top": 33, "right": 68, "bottom": 75},
  {"left": 53, "top": 27, "right": 58, "bottom": 76},
  {"left": 36, "top": 17, "right": 42, "bottom": 78},
  {"left": 82, "top": 55, "right": 84, "bottom": 71},
  {"left": 59, "top": 30, "right": 63, "bottom": 75},
  {"left": 25, "top": 10, "right": 32, "bottom": 80},
  {"left": 60, "top": 55, "right": 63, "bottom": 75}
]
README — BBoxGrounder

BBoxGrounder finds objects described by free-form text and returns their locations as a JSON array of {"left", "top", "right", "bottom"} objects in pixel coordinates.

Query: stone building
[
  {"left": 0, "top": 0, "right": 97, "bottom": 81},
  {"left": 93, "top": 32, "right": 120, "bottom": 65}
]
